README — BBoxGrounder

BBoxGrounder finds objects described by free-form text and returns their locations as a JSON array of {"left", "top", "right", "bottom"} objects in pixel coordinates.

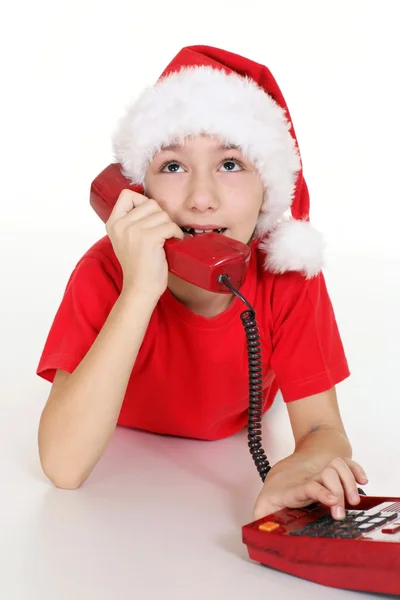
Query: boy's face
[{"left": 144, "top": 135, "right": 264, "bottom": 245}]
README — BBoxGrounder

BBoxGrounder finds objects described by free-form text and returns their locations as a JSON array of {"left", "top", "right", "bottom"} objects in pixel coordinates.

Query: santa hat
[{"left": 112, "top": 45, "right": 324, "bottom": 278}]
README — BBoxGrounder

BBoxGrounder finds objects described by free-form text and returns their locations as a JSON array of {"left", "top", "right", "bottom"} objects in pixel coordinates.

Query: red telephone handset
[{"left": 90, "top": 163, "right": 251, "bottom": 293}]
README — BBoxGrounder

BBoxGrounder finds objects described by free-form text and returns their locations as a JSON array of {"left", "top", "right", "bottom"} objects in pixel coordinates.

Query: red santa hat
[{"left": 112, "top": 45, "right": 324, "bottom": 278}]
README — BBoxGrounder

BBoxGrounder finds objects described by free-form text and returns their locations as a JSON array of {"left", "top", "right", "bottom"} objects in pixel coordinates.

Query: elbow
[
  {"left": 47, "top": 474, "right": 85, "bottom": 490},
  {"left": 41, "top": 462, "right": 87, "bottom": 490},
  {"left": 39, "top": 450, "right": 89, "bottom": 490},
  {"left": 38, "top": 421, "right": 90, "bottom": 490}
]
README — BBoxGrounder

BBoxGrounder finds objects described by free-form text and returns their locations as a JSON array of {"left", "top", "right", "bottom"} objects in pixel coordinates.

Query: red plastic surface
[
  {"left": 242, "top": 495, "right": 400, "bottom": 594},
  {"left": 90, "top": 163, "right": 251, "bottom": 293}
]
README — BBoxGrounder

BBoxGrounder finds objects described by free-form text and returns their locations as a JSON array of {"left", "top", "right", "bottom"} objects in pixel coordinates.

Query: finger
[
  {"left": 319, "top": 466, "right": 346, "bottom": 505},
  {"left": 155, "top": 221, "right": 185, "bottom": 241},
  {"left": 298, "top": 480, "right": 339, "bottom": 508},
  {"left": 107, "top": 190, "right": 149, "bottom": 226},
  {"left": 252, "top": 501, "right": 276, "bottom": 522},
  {"left": 138, "top": 210, "right": 176, "bottom": 231},
  {"left": 328, "top": 458, "right": 363, "bottom": 506},
  {"left": 342, "top": 458, "right": 369, "bottom": 485},
  {"left": 121, "top": 198, "right": 165, "bottom": 225},
  {"left": 252, "top": 492, "right": 282, "bottom": 522},
  {"left": 318, "top": 467, "right": 348, "bottom": 520}
]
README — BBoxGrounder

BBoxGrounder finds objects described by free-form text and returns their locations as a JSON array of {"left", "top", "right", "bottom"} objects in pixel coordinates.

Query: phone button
[{"left": 258, "top": 521, "right": 280, "bottom": 533}]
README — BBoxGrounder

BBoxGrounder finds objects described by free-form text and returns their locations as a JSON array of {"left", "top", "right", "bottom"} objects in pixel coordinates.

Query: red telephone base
[{"left": 242, "top": 495, "right": 400, "bottom": 595}]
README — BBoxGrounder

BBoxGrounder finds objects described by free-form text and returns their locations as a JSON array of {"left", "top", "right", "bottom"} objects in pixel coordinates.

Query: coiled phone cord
[
  {"left": 219, "top": 274, "right": 270, "bottom": 482},
  {"left": 219, "top": 273, "right": 365, "bottom": 495}
]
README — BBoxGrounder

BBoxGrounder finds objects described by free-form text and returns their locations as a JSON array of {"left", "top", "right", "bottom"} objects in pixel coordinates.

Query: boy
[{"left": 36, "top": 45, "right": 368, "bottom": 521}]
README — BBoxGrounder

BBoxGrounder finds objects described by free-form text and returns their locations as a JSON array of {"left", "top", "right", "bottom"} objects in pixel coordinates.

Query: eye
[
  {"left": 220, "top": 159, "right": 243, "bottom": 172},
  {"left": 160, "top": 161, "right": 184, "bottom": 173}
]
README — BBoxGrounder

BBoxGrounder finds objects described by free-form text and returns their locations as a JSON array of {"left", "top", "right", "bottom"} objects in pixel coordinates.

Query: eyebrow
[{"left": 159, "top": 142, "right": 240, "bottom": 152}]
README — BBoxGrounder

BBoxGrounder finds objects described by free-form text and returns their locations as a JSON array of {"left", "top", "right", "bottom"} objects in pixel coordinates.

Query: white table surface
[{"left": 2, "top": 250, "right": 400, "bottom": 600}]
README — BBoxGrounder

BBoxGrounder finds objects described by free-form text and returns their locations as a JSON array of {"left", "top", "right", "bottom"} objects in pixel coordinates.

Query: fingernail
[
  {"left": 350, "top": 491, "right": 360, "bottom": 503},
  {"left": 333, "top": 506, "right": 345, "bottom": 519}
]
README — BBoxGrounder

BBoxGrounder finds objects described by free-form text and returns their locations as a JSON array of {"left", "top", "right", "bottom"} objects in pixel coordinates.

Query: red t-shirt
[{"left": 36, "top": 236, "right": 350, "bottom": 440}]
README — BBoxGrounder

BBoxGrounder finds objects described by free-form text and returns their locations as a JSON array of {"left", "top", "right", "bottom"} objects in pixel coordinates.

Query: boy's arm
[
  {"left": 38, "top": 188, "right": 184, "bottom": 490},
  {"left": 285, "top": 386, "right": 352, "bottom": 468},
  {"left": 38, "top": 288, "right": 158, "bottom": 490}
]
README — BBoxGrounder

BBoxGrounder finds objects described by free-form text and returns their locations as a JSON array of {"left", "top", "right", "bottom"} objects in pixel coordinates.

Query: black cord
[
  {"left": 218, "top": 274, "right": 366, "bottom": 496},
  {"left": 219, "top": 274, "right": 270, "bottom": 482}
]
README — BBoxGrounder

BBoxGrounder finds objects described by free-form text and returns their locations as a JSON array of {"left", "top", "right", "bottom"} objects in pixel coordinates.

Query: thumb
[{"left": 252, "top": 491, "right": 280, "bottom": 522}]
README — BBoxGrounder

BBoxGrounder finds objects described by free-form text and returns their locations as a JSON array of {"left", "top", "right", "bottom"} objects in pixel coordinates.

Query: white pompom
[{"left": 259, "top": 219, "right": 325, "bottom": 278}]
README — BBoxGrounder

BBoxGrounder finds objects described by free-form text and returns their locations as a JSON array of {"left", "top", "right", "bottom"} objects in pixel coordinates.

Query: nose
[{"left": 185, "top": 174, "right": 219, "bottom": 213}]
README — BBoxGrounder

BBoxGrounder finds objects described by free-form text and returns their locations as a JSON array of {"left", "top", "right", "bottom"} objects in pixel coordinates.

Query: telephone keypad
[{"left": 289, "top": 509, "right": 399, "bottom": 539}]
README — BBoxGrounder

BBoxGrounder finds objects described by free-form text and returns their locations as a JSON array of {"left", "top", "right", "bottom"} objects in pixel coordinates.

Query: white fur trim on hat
[
  {"left": 111, "top": 64, "right": 325, "bottom": 277},
  {"left": 112, "top": 65, "right": 301, "bottom": 239},
  {"left": 259, "top": 218, "right": 325, "bottom": 278}
]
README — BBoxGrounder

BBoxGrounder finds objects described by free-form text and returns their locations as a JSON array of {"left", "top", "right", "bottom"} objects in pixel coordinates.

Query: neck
[{"left": 167, "top": 273, "right": 235, "bottom": 317}]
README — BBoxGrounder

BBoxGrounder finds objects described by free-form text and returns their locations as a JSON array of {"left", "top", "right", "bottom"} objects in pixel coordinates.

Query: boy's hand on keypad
[{"left": 253, "top": 456, "right": 368, "bottom": 522}]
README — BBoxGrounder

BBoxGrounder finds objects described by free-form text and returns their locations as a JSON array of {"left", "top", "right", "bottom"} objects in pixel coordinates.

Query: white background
[{"left": 1, "top": 1, "right": 400, "bottom": 598}]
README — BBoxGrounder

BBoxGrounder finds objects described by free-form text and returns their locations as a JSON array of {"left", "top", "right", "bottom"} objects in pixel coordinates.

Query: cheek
[
  {"left": 221, "top": 174, "right": 263, "bottom": 203},
  {"left": 228, "top": 189, "right": 263, "bottom": 224},
  {"left": 155, "top": 198, "right": 174, "bottom": 215},
  {"left": 149, "top": 183, "right": 186, "bottom": 221},
  {"left": 144, "top": 174, "right": 185, "bottom": 204}
]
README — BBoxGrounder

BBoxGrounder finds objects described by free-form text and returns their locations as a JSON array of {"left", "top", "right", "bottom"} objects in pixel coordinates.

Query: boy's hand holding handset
[{"left": 106, "top": 190, "right": 184, "bottom": 298}]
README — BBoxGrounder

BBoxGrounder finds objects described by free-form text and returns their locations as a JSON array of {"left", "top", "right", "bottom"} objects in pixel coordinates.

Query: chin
[{"left": 225, "top": 229, "right": 255, "bottom": 247}]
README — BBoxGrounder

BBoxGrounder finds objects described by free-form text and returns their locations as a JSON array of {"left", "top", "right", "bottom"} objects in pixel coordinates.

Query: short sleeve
[
  {"left": 36, "top": 256, "right": 120, "bottom": 383},
  {"left": 269, "top": 271, "right": 350, "bottom": 402}
]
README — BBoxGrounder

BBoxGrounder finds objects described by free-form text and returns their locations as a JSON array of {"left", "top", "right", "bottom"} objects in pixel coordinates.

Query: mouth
[{"left": 180, "top": 227, "right": 227, "bottom": 236}]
